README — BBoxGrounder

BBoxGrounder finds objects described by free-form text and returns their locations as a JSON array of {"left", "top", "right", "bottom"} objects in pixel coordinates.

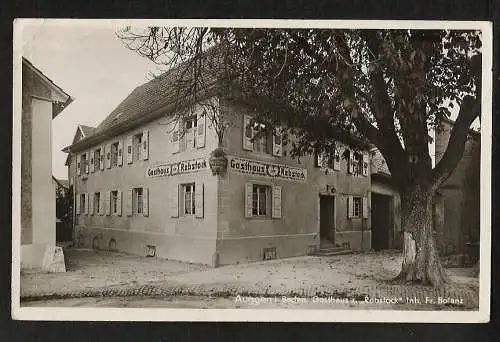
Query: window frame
[
  {"left": 133, "top": 134, "right": 143, "bottom": 162},
  {"left": 251, "top": 123, "right": 271, "bottom": 154},
  {"left": 111, "top": 190, "right": 118, "bottom": 214},
  {"left": 111, "top": 142, "right": 119, "bottom": 167},
  {"left": 133, "top": 187, "right": 144, "bottom": 215},
  {"left": 353, "top": 196, "right": 362, "bottom": 218},
  {"left": 94, "top": 192, "right": 100, "bottom": 214},
  {"left": 181, "top": 183, "right": 196, "bottom": 216},
  {"left": 252, "top": 184, "right": 270, "bottom": 217},
  {"left": 80, "top": 193, "right": 86, "bottom": 213},
  {"left": 94, "top": 148, "right": 101, "bottom": 170}
]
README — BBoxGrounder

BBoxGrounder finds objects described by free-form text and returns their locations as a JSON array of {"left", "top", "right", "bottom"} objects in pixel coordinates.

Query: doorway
[
  {"left": 371, "top": 193, "right": 392, "bottom": 250},
  {"left": 319, "top": 195, "right": 335, "bottom": 247}
]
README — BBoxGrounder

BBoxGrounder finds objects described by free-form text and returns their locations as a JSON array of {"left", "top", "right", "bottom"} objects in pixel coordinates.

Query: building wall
[
  {"left": 31, "top": 98, "right": 57, "bottom": 246},
  {"left": 371, "top": 180, "right": 402, "bottom": 249},
  {"left": 215, "top": 100, "right": 371, "bottom": 265},
  {"left": 73, "top": 102, "right": 220, "bottom": 265},
  {"left": 434, "top": 120, "right": 480, "bottom": 255},
  {"left": 21, "top": 63, "right": 54, "bottom": 245}
]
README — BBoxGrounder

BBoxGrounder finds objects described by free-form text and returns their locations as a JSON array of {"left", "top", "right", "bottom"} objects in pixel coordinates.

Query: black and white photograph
[{"left": 12, "top": 19, "right": 492, "bottom": 322}]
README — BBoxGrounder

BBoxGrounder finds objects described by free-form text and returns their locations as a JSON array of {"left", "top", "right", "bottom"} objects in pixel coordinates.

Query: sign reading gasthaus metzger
[
  {"left": 147, "top": 158, "right": 208, "bottom": 178},
  {"left": 228, "top": 156, "right": 307, "bottom": 182}
]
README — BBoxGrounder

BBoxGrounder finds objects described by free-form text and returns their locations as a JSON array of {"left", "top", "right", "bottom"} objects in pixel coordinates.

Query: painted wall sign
[
  {"left": 146, "top": 158, "right": 208, "bottom": 178},
  {"left": 228, "top": 156, "right": 307, "bottom": 182}
]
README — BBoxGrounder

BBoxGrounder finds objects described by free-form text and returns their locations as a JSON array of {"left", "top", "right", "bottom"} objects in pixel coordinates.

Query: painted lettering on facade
[
  {"left": 228, "top": 156, "right": 307, "bottom": 182},
  {"left": 147, "top": 158, "right": 208, "bottom": 178}
]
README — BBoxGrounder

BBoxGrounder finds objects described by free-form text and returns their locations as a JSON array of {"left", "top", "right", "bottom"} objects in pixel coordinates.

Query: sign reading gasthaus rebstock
[
  {"left": 228, "top": 156, "right": 307, "bottom": 182},
  {"left": 147, "top": 158, "right": 208, "bottom": 178}
]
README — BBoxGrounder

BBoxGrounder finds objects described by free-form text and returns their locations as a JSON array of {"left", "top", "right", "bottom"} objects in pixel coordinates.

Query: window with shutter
[
  {"left": 272, "top": 185, "right": 282, "bottom": 218},
  {"left": 272, "top": 128, "right": 283, "bottom": 157},
  {"left": 126, "top": 189, "right": 133, "bottom": 216},
  {"left": 171, "top": 184, "right": 179, "bottom": 217},
  {"left": 195, "top": 182, "right": 204, "bottom": 218},
  {"left": 105, "top": 191, "right": 111, "bottom": 215},
  {"left": 142, "top": 188, "right": 149, "bottom": 217},
  {"left": 100, "top": 145, "right": 105, "bottom": 170},
  {"left": 181, "top": 183, "right": 196, "bottom": 216},
  {"left": 362, "top": 152, "right": 369, "bottom": 176},
  {"left": 94, "top": 192, "right": 101, "bottom": 215},
  {"left": 85, "top": 152, "right": 90, "bottom": 173},
  {"left": 362, "top": 196, "right": 369, "bottom": 218},
  {"left": 172, "top": 127, "right": 180, "bottom": 154},
  {"left": 77, "top": 156, "right": 81, "bottom": 175},
  {"left": 142, "top": 130, "right": 149, "bottom": 160},
  {"left": 117, "top": 140, "right": 123, "bottom": 166},
  {"left": 126, "top": 136, "right": 134, "bottom": 164},
  {"left": 76, "top": 192, "right": 81, "bottom": 214},
  {"left": 244, "top": 183, "right": 253, "bottom": 218},
  {"left": 132, "top": 188, "right": 143, "bottom": 214},
  {"left": 243, "top": 115, "right": 253, "bottom": 151},
  {"left": 116, "top": 190, "right": 122, "bottom": 216},
  {"left": 196, "top": 111, "right": 206, "bottom": 148},
  {"left": 347, "top": 195, "right": 353, "bottom": 219},
  {"left": 89, "top": 192, "right": 94, "bottom": 215}
]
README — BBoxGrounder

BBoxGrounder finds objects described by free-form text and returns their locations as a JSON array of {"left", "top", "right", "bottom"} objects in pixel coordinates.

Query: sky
[{"left": 20, "top": 21, "right": 159, "bottom": 179}]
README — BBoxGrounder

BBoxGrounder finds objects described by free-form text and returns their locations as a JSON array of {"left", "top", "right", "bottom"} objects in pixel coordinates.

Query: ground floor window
[
  {"left": 80, "top": 193, "right": 86, "bottom": 214},
  {"left": 133, "top": 187, "right": 143, "bottom": 214},
  {"left": 111, "top": 190, "right": 118, "bottom": 214},
  {"left": 94, "top": 192, "right": 100, "bottom": 214},
  {"left": 252, "top": 184, "right": 269, "bottom": 216},
  {"left": 182, "top": 183, "right": 196, "bottom": 215},
  {"left": 353, "top": 196, "right": 362, "bottom": 218}
]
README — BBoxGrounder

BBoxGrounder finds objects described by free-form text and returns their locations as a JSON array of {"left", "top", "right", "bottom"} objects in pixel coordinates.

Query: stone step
[{"left": 314, "top": 247, "right": 352, "bottom": 257}]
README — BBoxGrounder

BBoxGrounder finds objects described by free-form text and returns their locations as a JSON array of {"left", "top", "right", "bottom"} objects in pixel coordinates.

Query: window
[
  {"left": 81, "top": 154, "right": 88, "bottom": 174},
  {"left": 94, "top": 192, "right": 100, "bottom": 214},
  {"left": 80, "top": 193, "right": 86, "bottom": 213},
  {"left": 111, "top": 190, "right": 118, "bottom": 214},
  {"left": 133, "top": 188, "right": 143, "bottom": 214},
  {"left": 252, "top": 123, "right": 269, "bottom": 153},
  {"left": 94, "top": 149, "right": 101, "bottom": 170},
  {"left": 111, "top": 142, "right": 119, "bottom": 167},
  {"left": 184, "top": 116, "right": 197, "bottom": 150},
  {"left": 252, "top": 184, "right": 269, "bottom": 216},
  {"left": 182, "top": 183, "right": 196, "bottom": 215},
  {"left": 353, "top": 197, "right": 362, "bottom": 218},
  {"left": 133, "top": 134, "right": 142, "bottom": 161}
]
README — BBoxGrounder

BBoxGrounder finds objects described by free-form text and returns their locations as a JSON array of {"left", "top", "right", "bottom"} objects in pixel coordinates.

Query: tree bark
[{"left": 396, "top": 185, "right": 449, "bottom": 287}]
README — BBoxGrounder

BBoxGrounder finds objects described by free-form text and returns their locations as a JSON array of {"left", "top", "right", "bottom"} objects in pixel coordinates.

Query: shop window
[
  {"left": 182, "top": 183, "right": 196, "bottom": 216},
  {"left": 111, "top": 142, "right": 119, "bottom": 167},
  {"left": 111, "top": 190, "right": 118, "bottom": 214},
  {"left": 133, "top": 187, "right": 143, "bottom": 214},
  {"left": 252, "top": 184, "right": 269, "bottom": 216},
  {"left": 94, "top": 192, "right": 100, "bottom": 214},
  {"left": 133, "top": 134, "right": 142, "bottom": 161}
]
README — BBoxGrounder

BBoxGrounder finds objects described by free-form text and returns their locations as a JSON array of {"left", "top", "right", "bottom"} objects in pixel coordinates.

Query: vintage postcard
[{"left": 12, "top": 19, "right": 492, "bottom": 322}]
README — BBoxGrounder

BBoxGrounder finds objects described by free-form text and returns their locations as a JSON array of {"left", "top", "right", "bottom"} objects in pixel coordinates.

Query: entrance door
[
  {"left": 371, "top": 193, "right": 392, "bottom": 250},
  {"left": 320, "top": 195, "right": 335, "bottom": 246}
]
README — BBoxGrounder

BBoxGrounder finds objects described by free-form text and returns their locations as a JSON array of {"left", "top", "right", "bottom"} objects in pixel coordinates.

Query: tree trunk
[{"left": 395, "top": 185, "right": 449, "bottom": 287}]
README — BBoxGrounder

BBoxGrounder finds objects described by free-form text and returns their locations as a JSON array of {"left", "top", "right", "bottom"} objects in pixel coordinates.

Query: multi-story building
[
  {"left": 64, "top": 66, "right": 373, "bottom": 266},
  {"left": 21, "top": 57, "right": 73, "bottom": 272}
]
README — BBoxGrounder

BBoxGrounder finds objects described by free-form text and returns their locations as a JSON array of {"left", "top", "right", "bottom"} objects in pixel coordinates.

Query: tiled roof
[
  {"left": 370, "top": 148, "right": 391, "bottom": 175},
  {"left": 79, "top": 125, "right": 96, "bottom": 137}
]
